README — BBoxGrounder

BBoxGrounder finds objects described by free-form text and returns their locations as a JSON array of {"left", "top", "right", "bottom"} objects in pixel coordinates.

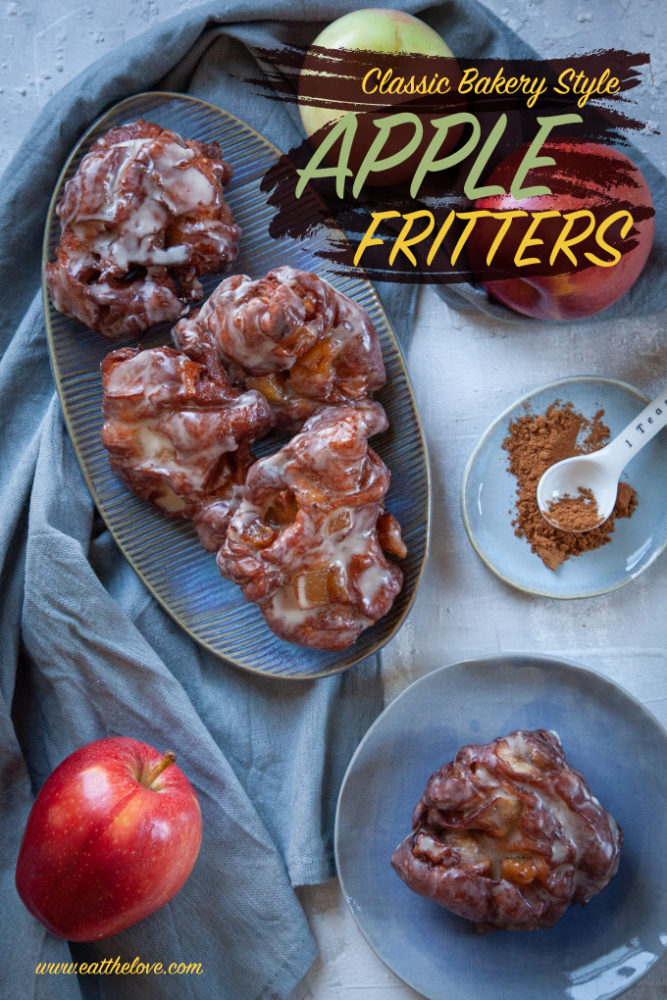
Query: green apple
[{"left": 298, "top": 9, "right": 457, "bottom": 188}]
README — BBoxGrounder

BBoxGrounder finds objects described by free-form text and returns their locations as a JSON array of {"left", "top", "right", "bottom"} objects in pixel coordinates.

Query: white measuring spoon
[{"left": 537, "top": 387, "right": 667, "bottom": 532}]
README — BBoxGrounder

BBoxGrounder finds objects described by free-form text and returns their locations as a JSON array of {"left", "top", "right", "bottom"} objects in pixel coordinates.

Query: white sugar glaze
[
  {"left": 219, "top": 404, "right": 402, "bottom": 645},
  {"left": 101, "top": 347, "right": 273, "bottom": 514},
  {"left": 59, "top": 130, "right": 228, "bottom": 273},
  {"left": 426, "top": 731, "right": 620, "bottom": 896},
  {"left": 175, "top": 266, "right": 380, "bottom": 377}
]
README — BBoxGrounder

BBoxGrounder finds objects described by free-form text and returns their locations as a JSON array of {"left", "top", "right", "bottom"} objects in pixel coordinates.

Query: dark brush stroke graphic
[
  {"left": 249, "top": 46, "right": 649, "bottom": 112},
  {"left": 249, "top": 46, "right": 654, "bottom": 284}
]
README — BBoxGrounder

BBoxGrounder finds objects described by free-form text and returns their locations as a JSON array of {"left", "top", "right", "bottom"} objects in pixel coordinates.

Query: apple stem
[{"left": 145, "top": 750, "right": 176, "bottom": 788}]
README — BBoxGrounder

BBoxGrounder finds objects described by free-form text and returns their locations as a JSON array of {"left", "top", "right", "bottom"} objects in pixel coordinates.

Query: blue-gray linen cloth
[{"left": 1, "top": 2, "right": 664, "bottom": 999}]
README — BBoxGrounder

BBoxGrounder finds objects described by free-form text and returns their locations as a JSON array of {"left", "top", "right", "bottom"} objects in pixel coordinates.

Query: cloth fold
[{"left": 1, "top": 2, "right": 664, "bottom": 999}]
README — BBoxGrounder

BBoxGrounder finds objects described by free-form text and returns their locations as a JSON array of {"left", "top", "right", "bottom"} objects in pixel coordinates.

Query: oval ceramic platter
[
  {"left": 42, "top": 91, "right": 430, "bottom": 680},
  {"left": 335, "top": 655, "right": 667, "bottom": 1000}
]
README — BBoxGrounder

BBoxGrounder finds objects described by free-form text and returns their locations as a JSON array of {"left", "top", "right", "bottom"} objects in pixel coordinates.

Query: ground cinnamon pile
[
  {"left": 503, "top": 401, "right": 638, "bottom": 571},
  {"left": 547, "top": 487, "right": 601, "bottom": 532}
]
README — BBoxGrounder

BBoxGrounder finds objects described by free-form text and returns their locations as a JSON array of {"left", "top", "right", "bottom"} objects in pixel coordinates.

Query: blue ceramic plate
[
  {"left": 461, "top": 377, "right": 666, "bottom": 598},
  {"left": 335, "top": 655, "right": 667, "bottom": 1000},
  {"left": 42, "top": 92, "right": 430, "bottom": 679}
]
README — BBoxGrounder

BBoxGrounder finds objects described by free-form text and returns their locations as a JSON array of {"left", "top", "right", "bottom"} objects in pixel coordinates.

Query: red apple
[
  {"left": 467, "top": 139, "right": 655, "bottom": 320},
  {"left": 15, "top": 737, "right": 202, "bottom": 941}
]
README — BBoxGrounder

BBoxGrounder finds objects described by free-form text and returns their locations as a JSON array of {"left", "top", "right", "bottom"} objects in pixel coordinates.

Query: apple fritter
[
  {"left": 216, "top": 401, "right": 406, "bottom": 649},
  {"left": 100, "top": 344, "right": 272, "bottom": 537},
  {"left": 391, "top": 729, "right": 622, "bottom": 931},
  {"left": 173, "top": 266, "right": 386, "bottom": 429},
  {"left": 47, "top": 119, "right": 240, "bottom": 338}
]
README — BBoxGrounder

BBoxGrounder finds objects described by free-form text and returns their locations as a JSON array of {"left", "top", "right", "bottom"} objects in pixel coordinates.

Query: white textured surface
[{"left": 1, "top": 2, "right": 665, "bottom": 999}]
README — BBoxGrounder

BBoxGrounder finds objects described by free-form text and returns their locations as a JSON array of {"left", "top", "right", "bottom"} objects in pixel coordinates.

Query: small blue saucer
[{"left": 461, "top": 376, "right": 666, "bottom": 598}]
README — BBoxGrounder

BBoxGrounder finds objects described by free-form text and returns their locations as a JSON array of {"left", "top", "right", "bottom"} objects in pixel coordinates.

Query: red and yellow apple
[
  {"left": 15, "top": 737, "right": 202, "bottom": 941},
  {"left": 467, "top": 139, "right": 655, "bottom": 320},
  {"left": 298, "top": 8, "right": 460, "bottom": 187}
]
